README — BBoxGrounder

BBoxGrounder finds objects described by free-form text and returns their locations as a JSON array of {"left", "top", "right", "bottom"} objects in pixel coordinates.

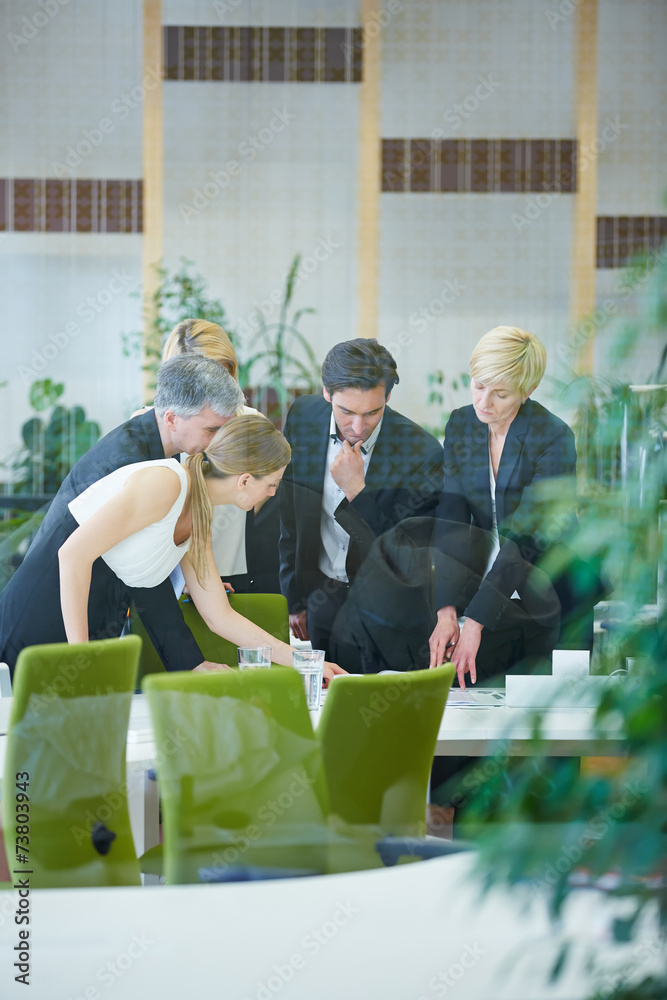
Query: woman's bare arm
[{"left": 181, "top": 543, "right": 347, "bottom": 681}]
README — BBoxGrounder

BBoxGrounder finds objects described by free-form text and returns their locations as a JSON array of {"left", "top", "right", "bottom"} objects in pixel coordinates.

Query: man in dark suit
[
  {"left": 279, "top": 338, "right": 444, "bottom": 663},
  {"left": 0, "top": 354, "right": 244, "bottom": 675}
]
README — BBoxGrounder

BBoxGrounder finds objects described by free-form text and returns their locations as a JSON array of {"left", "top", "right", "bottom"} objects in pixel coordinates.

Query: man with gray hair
[{"left": 0, "top": 354, "right": 243, "bottom": 674}]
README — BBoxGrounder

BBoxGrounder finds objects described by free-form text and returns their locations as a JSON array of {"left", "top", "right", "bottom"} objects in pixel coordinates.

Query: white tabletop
[
  {"left": 0, "top": 686, "right": 627, "bottom": 768},
  {"left": 0, "top": 849, "right": 659, "bottom": 1000}
]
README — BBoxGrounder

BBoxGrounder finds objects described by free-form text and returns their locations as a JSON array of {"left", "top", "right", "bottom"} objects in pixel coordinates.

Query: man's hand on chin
[{"left": 330, "top": 441, "right": 366, "bottom": 501}]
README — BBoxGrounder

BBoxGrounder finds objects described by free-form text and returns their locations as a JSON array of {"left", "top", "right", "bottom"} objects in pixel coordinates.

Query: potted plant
[{"left": 240, "top": 254, "right": 321, "bottom": 428}]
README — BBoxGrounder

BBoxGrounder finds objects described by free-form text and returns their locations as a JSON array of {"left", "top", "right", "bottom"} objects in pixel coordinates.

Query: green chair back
[
  {"left": 133, "top": 592, "right": 289, "bottom": 679},
  {"left": 179, "top": 592, "right": 290, "bottom": 666},
  {"left": 142, "top": 667, "right": 329, "bottom": 883},
  {"left": 317, "top": 666, "right": 455, "bottom": 844},
  {"left": 2, "top": 637, "right": 142, "bottom": 888}
]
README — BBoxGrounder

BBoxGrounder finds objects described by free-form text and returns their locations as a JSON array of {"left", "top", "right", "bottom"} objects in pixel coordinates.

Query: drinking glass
[
  {"left": 293, "top": 649, "right": 324, "bottom": 709},
  {"left": 238, "top": 646, "right": 272, "bottom": 670}
]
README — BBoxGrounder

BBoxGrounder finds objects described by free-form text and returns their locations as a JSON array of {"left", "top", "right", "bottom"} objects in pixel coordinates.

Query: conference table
[
  {"left": 0, "top": 847, "right": 660, "bottom": 1000},
  {"left": 0, "top": 684, "right": 627, "bottom": 858}
]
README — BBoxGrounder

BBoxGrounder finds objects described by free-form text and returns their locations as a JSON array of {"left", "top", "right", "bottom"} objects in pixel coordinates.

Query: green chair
[
  {"left": 142, "top": 667, "right": 329, "bottom": 884},
  {"left": 1, "top": 637, "right": 142, "bottom": 888},
  {"left": 316, "top": 666, "right": 455, "bottom": 869},
  {"left": 133, "top": 592, "right": 290, "bottom": 679}
]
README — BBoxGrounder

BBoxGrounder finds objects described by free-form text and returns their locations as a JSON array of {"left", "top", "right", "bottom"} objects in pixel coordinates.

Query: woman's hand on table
[
  {"left": 192, "top": 661, "right": 233, "bottom": 673},
  {"left": 429, "top": 606, "right": 460, "bottom": 668},
  {"left": 323, "top": 661, "right": 348, "bottom": 687},
  {"left": 449, "top": 619, "right": 483, "bottom": 689}
]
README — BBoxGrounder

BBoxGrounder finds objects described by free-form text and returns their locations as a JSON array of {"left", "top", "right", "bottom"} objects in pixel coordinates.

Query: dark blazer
[
  {"left": 0, "top": 409, "right": 203, "bottom": 673},
  {"left": 434, "top": 399, "right": 579, "bottom": 631},
  {"left": 279, "top": 394, "right": 444, "bottom": 614}
]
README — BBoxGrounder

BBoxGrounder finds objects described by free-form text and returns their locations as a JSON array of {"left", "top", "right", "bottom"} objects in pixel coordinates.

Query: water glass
[
  {"left": 293, "top": 649, "right": 324, "bottom": 710},
  {"left": 238, "top": 646, "right": 272, "bottom": 670}
]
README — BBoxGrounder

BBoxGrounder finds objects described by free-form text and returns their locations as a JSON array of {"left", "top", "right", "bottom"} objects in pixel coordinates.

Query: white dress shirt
[
  {"left": 485, "top": 448, "right": 520, "bottom": 599},
  {"left": 318, "top": 413, "right": 383, "bottom": 583}
]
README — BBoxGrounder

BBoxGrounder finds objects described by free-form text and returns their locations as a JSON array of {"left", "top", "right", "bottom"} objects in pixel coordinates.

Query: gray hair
[{"left": 154, "top": 354, "right": 244, "bottom": 418}]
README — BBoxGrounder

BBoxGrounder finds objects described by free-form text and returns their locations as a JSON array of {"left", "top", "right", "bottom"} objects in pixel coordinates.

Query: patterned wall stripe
[
  {"left": 1, "top": 179, "right": 662, "bottom": 269},
  {"left": 0, "top": 179, "right": 143, "bottom": 233},
  {"left": 597, "top": 217, "right": 667, "bottom": 268},
  {"left": 162, "top": 26, "right": 362, "bottom": 82},
  {"left": 381, "top": 139, "right": 577, "bottom": 193}
]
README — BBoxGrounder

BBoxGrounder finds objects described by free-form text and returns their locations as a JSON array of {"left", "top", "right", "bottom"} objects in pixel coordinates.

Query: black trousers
[{"left": 305, "top": 573, "right": 350, "bottom": 661}]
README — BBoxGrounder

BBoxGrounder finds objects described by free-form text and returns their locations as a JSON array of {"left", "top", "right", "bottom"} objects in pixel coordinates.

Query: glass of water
[
  {"left": 238, "top": 646, "right": 272, "bottom": 670},
  {"left": 293, "top": 649, "right": 324, "bottom": 710}
]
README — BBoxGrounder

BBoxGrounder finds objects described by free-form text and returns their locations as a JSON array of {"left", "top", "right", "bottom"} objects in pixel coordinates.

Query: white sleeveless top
[{"left": 68, "top": 459, "right": 190, "bottom": 588}]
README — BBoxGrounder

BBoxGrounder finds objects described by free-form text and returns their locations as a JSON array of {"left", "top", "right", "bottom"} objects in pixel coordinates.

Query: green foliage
[
  {"left": 123, "top": 255, "right": 320, "bottom": 423},
  {"left": 240, "top": 254, "right": 321, "bottom": 427},
  {"left": 10, "top": 381, "right": 100, "bottom": 495},
  {"left": 122, "top": 258, "right": 235, "bottom": 399},
  {"left": 423, "top": 369, "right": 470, "bottom": 437}
]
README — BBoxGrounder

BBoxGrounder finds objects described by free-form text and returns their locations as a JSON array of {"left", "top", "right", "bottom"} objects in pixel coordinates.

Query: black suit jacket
[
  {"left": 434, "top": 399, "right": 578, "bottom": 630},
  {"left": 0, "top": 410, "right": 203, "bottom": 672},
  {"left": 279, "top": 394, "right": 444, "bottom": 614}
]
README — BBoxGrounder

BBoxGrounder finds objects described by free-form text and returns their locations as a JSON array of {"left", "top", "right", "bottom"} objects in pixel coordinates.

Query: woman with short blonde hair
[
  {"left": 469, "top": 326, "right": 547, "bottom": 398},
  {"left": 430, "top": 325, "right": 577, "bottom": 685}
]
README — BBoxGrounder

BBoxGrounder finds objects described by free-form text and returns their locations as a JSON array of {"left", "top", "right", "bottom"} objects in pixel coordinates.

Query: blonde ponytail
[{"left": 184, "top": 452, "right": 214, "bottom": 586}]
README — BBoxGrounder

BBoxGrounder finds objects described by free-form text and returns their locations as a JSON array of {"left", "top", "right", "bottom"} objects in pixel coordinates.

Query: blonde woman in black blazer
[{"left": 429, "top": 326, "right": 580, "bottom": 688}]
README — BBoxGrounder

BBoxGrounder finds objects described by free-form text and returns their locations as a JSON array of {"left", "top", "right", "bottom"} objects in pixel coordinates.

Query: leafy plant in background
[
  {"left": 122, "top": 258, "right": 235, "bottom": 400},
  {"left": 240, "top": 254, "right": 321, "bottom": 427},
  {"left": 450, "top": 249, "right": 667, "bottom": 1000},
  {"left": 10, "top": 378, "right": 100, "bottom": 495},
  {"left": 124, "top": 255, "right": 321, "bottom": 425},
  {"left": 551, "top": 372, "right": 667, "bottom": 494},
  {"left": 423, "top": 369, "right": 470, "bottom": 438}
]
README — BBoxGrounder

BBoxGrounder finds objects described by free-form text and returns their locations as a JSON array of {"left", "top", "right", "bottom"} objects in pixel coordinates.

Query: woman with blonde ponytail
[{"left": 48, "top": 413, "right": 343, "bottom": 680}]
